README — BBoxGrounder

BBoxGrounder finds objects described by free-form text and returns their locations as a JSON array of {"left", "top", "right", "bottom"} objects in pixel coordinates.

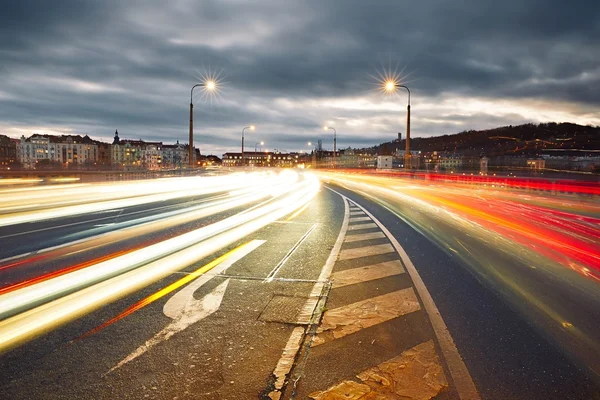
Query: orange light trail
[{"left": 75, "top": 242, "right": 252, "bottom": 341}]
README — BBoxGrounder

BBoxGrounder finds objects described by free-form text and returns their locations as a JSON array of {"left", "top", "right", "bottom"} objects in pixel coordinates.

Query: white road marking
[
  {"left": 268, "top": 198, "right": 350, "bottom": 398},
  {"left": 331, "top": 260, "right": 404, "bottom": 288},
  {"left": 334, "top": 190, "right": 481, "bottom": 400},
  {"left": 108, "top": 279, "right": 230, "bottom": 374},
  {"left": 265, "top": 223, "right": 319, "bottom": 282},
  {"left": 347, "top": 222, "right": 378, "bottom": 231},
  {"left": 272, "top": 326, "right": 306, "bottom": 391},
  {"left": 348, "top": 216, "right": 371, "bottom": 222},
  {"left": 343, "top": 231, "right": 386, "bottom": 243},
  {"left": 108, "top": 240, "right": 265, "bottom": 373},
  {"left": 163, "top": 240, "right": 265, "bottom": 318},
  {"left": 349, "top": 211, "right": 366, "bottom": 216},
  {"left": 337, "top": 243, "right": 395, "bottom": 261},
  {"left": 312, "top": 288, "right": 421, "bottom": 346}
]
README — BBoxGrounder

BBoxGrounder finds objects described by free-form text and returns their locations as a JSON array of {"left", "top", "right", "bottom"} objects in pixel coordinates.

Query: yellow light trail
[
  {"left": 0, "top": 172, "right": 320, "bottom": 354},
  {"left": 76, "top": 241, "right": 254, "bottom": 340}
]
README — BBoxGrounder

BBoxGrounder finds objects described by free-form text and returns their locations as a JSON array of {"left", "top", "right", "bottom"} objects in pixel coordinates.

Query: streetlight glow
[
  {"left": 375, "top": 68, "right": 411, "bottom": 170},
  {"left": 205, "top": 80, "right": 216, "bottom": 91},
  {"left": 250, "top": 125, "right": 255, "bottom": 131}
]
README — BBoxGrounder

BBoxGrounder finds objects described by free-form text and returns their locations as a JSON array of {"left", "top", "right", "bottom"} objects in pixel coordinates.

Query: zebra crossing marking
[
  {"left": 312, "top": 288, "right": 421, "bottom": 346},
  {"left": 338, "top": 243, "right": 395, "bottom": 261},
  {"left": 331, "top": 260, "right": 404, "bottom": 288}
]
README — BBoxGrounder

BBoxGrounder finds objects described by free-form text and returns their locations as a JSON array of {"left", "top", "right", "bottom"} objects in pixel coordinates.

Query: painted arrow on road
[{"left": 107, "top": 239, "right": 265, "bottom": 373}]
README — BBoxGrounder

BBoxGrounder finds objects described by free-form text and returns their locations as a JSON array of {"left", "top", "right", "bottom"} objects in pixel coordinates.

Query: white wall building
[
  {"left": 377, "top": 155, "right": 393, "bottom": 170},
  {"left": 17, "top": 134, "right": 98, "bottom": 169}
]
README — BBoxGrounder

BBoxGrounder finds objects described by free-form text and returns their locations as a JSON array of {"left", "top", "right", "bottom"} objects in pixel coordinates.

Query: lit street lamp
[
  {"left": 241, "top": 125, "right": 255, "bottom": 166},
  {"left": 255, "top": 141, "right": 264, "bottom": 153},
  {"left": 324, "top": 126, "right": 337, "bottom": 168},
  {"left": 384, "top": 81, "right": 411, "bottom": 170},
  {"left": 189, "top": 80, "right": 216, "bottom": 168}
]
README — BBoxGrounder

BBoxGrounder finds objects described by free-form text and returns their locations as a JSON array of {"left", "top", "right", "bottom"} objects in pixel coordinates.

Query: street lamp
[
  {"left": 324, "top": 126, "right": 337, "bottom": 168},
  {"left": 255, "top": 141, "right": 264, "bottom": 153},
  {"left": 384, "top": 80, "right": 411, "bottom": 170},
  {"left": 189, "top": 80, "right": 216, "bottom": 168},
  {"left": 241, "top": 125, "right": 255, "bottom": 166}
]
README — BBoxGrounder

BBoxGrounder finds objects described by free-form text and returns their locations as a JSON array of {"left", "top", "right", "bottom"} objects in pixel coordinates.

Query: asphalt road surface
[{"left": 0, "top": 171, "right": 599, "bottom": 399}]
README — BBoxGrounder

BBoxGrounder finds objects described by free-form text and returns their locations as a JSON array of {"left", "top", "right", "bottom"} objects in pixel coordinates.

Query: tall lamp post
[
  {"left": 324, "top": 126, "right": 337, "bottom": 168},
  {"left": 255, "top": 141, "right": 264, "bottom": 153},
  {"left": 189, "top": 80, "right": 216, "bottom": 168},
  {"left": 308, "top": 141, "right": 317, "bottom": 168},
  {"left": 241, "top": 125, "right": 255, "bottom": 167},
  {"left": 384, "top": 81, "right": 411, "bottom": 170}
]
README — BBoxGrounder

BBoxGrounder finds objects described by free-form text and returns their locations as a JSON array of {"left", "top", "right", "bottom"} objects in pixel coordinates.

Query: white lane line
[
  {"left": 330, "top": 188, "right": 481, "bottom": 400},
  {"left": 268, "top": 198, "right": 350, "bottom": 399},
  {"left": 312, "top": 288, "right": 421, "bottom": 346},
  {"left": 272, "top": 326, "right": 306, "bottom": 393},
  {"left": 337, "top": 243, "right": 395, "bottom": 261},
  {"left": 331, "top": 260, "right": 404, "bottom": 288},
  {"left": 348, "top": 216, "right": 371, "bottom": 222},
  {"left": 343, "top": 231, "right": 386, "bottom": 243},
  {"left": 347, "top": 222, "right": 378, "bottom": 231},
  {"left": 265, "top": 222, "right": 319, "bottom": 282}
]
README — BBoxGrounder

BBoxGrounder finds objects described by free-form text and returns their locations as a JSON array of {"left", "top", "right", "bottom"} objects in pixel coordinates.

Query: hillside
[{"left": 367, "top": 122, "right": 600, "bottom": 157}]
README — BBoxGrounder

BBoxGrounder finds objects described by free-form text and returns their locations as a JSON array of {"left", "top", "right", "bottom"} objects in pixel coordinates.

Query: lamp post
[
  {"left": 324, "top": 126, "right": 336, "bottom": 168},
  {"left": 241, "top": 125, "right": 255, "bottom": 167},
  {"left": 385, "top": 81, "right": 411, "bottom": 170},
  {"left": 255, "top": 141, "right": 264, "bottom": 167},
  {"left": 308, "top": 141, "right": 317, "bottom": 168},
  {"left": 189, "top": 80, "right": 216, "bottom": 168}
]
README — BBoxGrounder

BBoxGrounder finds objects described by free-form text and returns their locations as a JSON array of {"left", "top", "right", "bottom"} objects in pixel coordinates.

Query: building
[
  {"left": 377, "top": 155, "right": 392, "bottom": 170},
  {"left": 141, "top": 142, "right": 163, "bottom": 170},
  {"left": 438, "top": 153, "right": 463, "bottom": 172},
  {"left": 480, "top": 156, "right": 489, "bottom": 174},
  {"left": 0, "top": 135, "right": 17, "bottom": 169},
  {"left": 111, "top": 130, "right": 144, "bottom": 169},
  {"left": 527, "top": 159, "right": 546, "bottom": 170},
  {"left": 222, "top": 151, "right": 300, "bottom": 168},
  {"left": 16, "top": 134, "right": 99, "bottom": 169},
  {"left": 161, "top": 141, "right": 188, "bottom": 169}
]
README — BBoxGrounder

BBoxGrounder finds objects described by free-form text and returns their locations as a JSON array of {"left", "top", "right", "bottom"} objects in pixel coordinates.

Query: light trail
[
  {"left": 322, "top": 171, "right": 600, "bottom": 379},
  {"left": 0, "top": 172, "right": 320, "bottom": 353},
  {"left": 75, "top": 241, "right": 256, "bottom": 341}
]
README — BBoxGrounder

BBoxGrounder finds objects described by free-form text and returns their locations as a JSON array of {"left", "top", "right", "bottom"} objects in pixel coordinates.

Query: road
[{"left": 0, "top": 171, "right": 599, "bottom": 399}]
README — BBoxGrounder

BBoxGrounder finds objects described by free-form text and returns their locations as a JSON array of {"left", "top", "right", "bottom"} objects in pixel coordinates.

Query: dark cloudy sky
[{"left": 1, "top": 0, "right": 599, "bottom": 155}]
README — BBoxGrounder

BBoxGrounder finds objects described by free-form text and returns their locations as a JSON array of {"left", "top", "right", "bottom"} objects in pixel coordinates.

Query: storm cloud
[{"left": 1, "top": 0, "right": 599, "bottom": 154}]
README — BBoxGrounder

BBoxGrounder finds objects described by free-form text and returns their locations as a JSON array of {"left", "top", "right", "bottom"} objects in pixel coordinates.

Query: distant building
[
  {"left": 527, "top": 159, "right": 545, "bottom": 170},
  {"left": 17, "top": 134, "right": 99, "bottom": 169},
  {"left": 222, "top": 151, "right": 300, "bottom": 168},
  {"left": 161, "top": 140, "right": 188, "bottom": 169},
  {"left": 0, "top": 135, "right": 17, "bottom": 169},
  {"left": 480, "top": 156, "right": 489, "bottom": 174},
  {"left": 377, "top": 155, "right": 392, "bottom": 170}
]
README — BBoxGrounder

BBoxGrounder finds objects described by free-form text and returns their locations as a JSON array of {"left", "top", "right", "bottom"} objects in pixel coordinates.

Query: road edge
[{"left": 326, "top": 185, "right": 481, "bottom": 400}]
